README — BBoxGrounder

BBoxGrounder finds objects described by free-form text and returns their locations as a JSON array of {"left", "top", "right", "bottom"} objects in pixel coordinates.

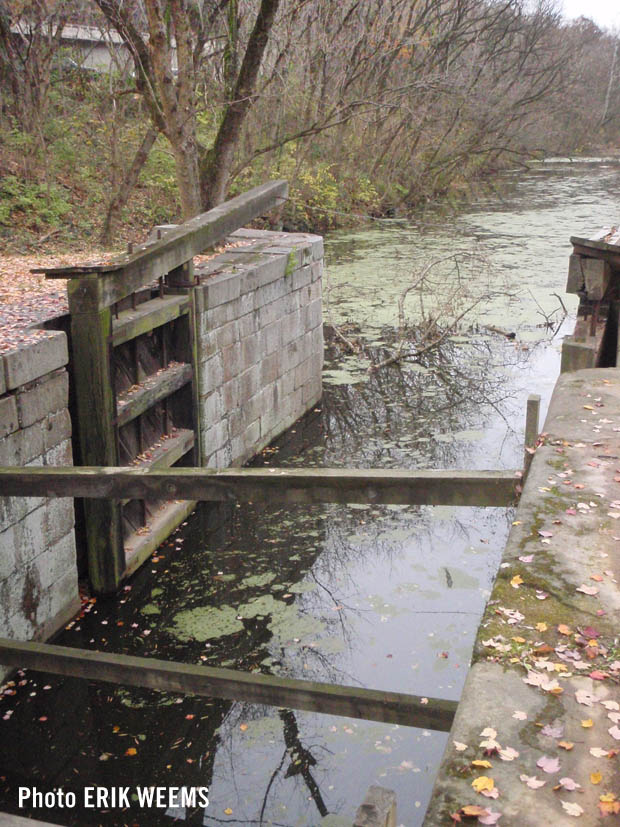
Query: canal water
[{"left": 1, "top": 159, "right": 620, "bottom": 826}]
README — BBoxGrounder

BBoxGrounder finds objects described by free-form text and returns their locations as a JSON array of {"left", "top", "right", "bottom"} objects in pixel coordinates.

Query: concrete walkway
[{"left": 426, "top": 369, "right": 620, "bottom": 825}]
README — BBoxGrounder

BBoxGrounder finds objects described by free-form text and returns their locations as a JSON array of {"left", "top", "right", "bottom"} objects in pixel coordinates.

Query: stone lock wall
[
  {"left": 194, "top": 228, "right": 324, "bottom": 467},
  {"left": 0, "top": 331, "right": 80, "bottom": 676}
]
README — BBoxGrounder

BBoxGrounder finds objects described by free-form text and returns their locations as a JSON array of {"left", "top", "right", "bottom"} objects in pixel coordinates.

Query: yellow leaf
[
  {"left": 224, "top": 808, "right": 233, "bottom": 815},
  {"left": 512, "top": 521, "right": 522, "bottom": 525},
  {"left": 112, "top": 725, "right": 120, "bottom": 733},
  {"left": 472, "top": 776, "right": 494, "bottom": 793},
  {"left": 558, "top": 741, "right": 574, "bottom": 750},
  {"left": 581, "top": 719, "right": 594, "bottom": 728},
  {"left": 510, "top": 574, "right": 524, "bottom": 588},
  {"left": 583, "top": 405, "right": 594, "bottom": 410},
  {"left": 125, "top": 747, "right": 137, "bottom": 756},
  {"left": 557, "top": 624, "right": 572, "bottom": 635},
  {"left": 590, "top": 771, "right": 602, "bottom": 785},
  {"left": 472, "top": 760, "right": 492, "bottom": 768},
  {"left": 600, "top": 794, "right": 617, "bottom": 803},
  {"left": 512, "top": 636, "right": 526, "bottom": 643},
  {"left": 536, "top": 622, "right": 548, "bottom": 632},
  {"left": 509, "top": 657, "right": 520, "bottom": 663},
  {"left": 239, "top": 723, "right": 248, "bottom": 731}
]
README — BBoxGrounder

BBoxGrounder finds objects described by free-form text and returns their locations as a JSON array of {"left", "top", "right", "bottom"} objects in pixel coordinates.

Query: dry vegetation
[{"left": 0, "top": 0, "right": 619, "bottom": 253}]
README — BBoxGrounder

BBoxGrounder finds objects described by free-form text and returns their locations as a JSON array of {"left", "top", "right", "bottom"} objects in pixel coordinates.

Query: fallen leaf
[
  {"left": 510, "top": 575, "right": 523, "bottom": 589},
  {"left": 472, "top": 776, "right": 494, "bottom": 794},
  {"left": 559, "top": 777, "right": 581, "bottom": 791},
  {"left": 499, "top": 747, "right": 519, "bottom": 761},
  {"left": 541, "top": 723, "right": 564, "bottom": 738},
  {"left": 125, "top": 748, "right": 137, "bottom": 756},
  {"left": 520, "top": 774, "right": 546, "bottom": 789},
  {"left": 575, "top": 689, "right": 596, "bottom": 707},
  {"left": 513, "top": 710, "right": 527, "bottom": 720},
  {"left": 224, "top": 808, "right": 233, "bottom": 815},
  {"left": 537, "top": 755, "right": 560, "bottom": 774},
  {"left": 478, "top": 810, "right": 502, "bottom": 825},
  {"left": 590, "top": 771, "right": 602, "bottom": 785},
  {"left": 461, "top": 805, "right": 489, "bottom": 817},
  {"left": 472, "top": 760, "right": 492, "bottom": 768},
  {"left": 536, "top": 622, "right": 548, "bottom": 632},
  {"left": 239, "top": 723, "right": 248, "bottom": 731},
  {"left": 576, "top": 584, "right": 599, "bottom": 596},
  {"left": 558, "top": 741, "right": 574, "bottom": 751},
  {"left": 480, "top": 728, "right": 497, "bottom": 739},
  {"left": 561, "top": 801, "right": 584, "bottom": 817},
  {"left": 608, "top": 725, "right": 620, "bottom": 740},
  {"left": 454, "top": 741, "right": 468, "bottom": 751},
  {"left": 590, "top": 748, "right": 609, "bottom": 758},
  {"left": 558, "top": 624, "right": 572, "bottom": 636},
  {"left": 581, "top": 719, "right": 594, "bottom": 728},
  {"left": 601, "top": 700, "right": 619, "bottom": 711}
]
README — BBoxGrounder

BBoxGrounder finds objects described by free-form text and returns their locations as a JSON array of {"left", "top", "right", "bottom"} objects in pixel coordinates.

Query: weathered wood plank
[
  {"left": 0, "top": 638, "right": 457, "bottom": 730},
  {"left": 0, "top": 466, "right": 519, "bottom": 506},
  {"left": 116, "top": 362, "right": 193, "bottom": 427},
  {"left": 68, "top": 305, "right": 124, "bottom": 593},
  {"left": 38, "top": 181, "right": 288, "bottom": 309},
  {"left": 111, "top": 294, "right": 189, "bottom": 346},
  {"left": 571, "top": 240, "right": 620, "bottom": 271},
  {"left": 120, "top": 429, "right": 195, "bottom": 506},
  {"left": 124, "top": 499, "right": 196, "bottom": 577}
]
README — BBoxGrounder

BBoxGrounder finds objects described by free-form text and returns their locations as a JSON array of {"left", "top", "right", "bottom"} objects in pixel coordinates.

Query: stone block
[
  {"left": 215, "top": 320, "right": 240, "bottom": 351},
  {"left": 48, "top": 567, "right": 79, "bottom": 619},
  {"left": 291, "top": 265, "right": 312, "bottom": 291},
  {"left": 222, "top": 342, "right": 242, "bottom": 382},
  {"left": 16, "top": 370, "right": 68, "bottom": 428},
  {"left": 238, "top": 364, "right": 261, "bottom": 405},
  {"left": 201, "top": 420, "right": 228, "bottom": 457},
  {"left": 254, "top": 278, "right": 289, "bottom": 309},
  {"left": 259, "top": 320, "right": 282, "bottom": 356},
  {"left": 311, "top": 258, "right": 323, "bottom": 279},
  {"left": 42, "top": 437, "right": 72, "bottom": 467},
  {"left": 281, "top": 310, "right": 302, "bottom": 346},
  {"left": 238, "top": 311, "right": 258, "bottom": 339},
  {"left": 201, "top": 272, "right": 241, "bottom": 309},
  {"left": 198, "top": 354, "right": 224, "bottom": 396},
  {"left": 240, "top": 332, "right": 260, "bottom": 366},
  {"left": 302, "top": 299, "right": 323, "bottom": 331},
  {"left": 200, "top": 389, "right": 224, "bottom": 425},
  {"left": 0, "top": 492, "right": 44, "bottom": 534},
  {"left": 36, "top": 531, "right": 77, "bottom": 591},
  {"left": 221, "top": 378, "right": 239, "bottom": 410},
  {"left": 0, "top": 523, "right": 17, "bottom": 580},
  {"left": 0, "top": 396, "right": 19, "bottom": 439},
  {"left": 196, "top": 328, "right": 217, "bottom": 360},
  {"left": 242, "top": 255, "right": 287, "bottom": 293},
  {"left": 260, "top": 351, "right": 280, "bottom": 386},
  {"left": 231, "top": 420, "right": 261, "bottom": 464},
  {"left": 3, "top": 331, "right": 68, "bottom": 391}
]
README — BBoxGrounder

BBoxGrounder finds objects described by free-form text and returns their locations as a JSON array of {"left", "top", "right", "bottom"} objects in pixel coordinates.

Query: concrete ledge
[
  {"left": 2, "top": 331, "right": 68, "bottom": 391},
  {"left": 426, "top": 367, "right": 620, "bottom": 825}
]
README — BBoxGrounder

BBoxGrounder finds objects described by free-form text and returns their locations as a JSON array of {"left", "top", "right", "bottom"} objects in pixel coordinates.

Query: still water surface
[{"left": 1, "top": 160, "right": 619, "bottom": 826}]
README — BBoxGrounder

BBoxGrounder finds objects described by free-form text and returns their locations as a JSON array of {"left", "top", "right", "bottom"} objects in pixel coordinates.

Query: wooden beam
[
  {"left": 0, "top": 638, "right": 457, "bottom": 730},
  {"left": 111, "top": 294, "right": 189, "bottom": 346},
  {"left": 115, "top": 362, "right": 193, "bottom": 427},
  {"left": 38, "top": 181, "right": 289, "bottom": 310},
  {"left": 0, "top": 466, "right": 519, "bottom": 506}
]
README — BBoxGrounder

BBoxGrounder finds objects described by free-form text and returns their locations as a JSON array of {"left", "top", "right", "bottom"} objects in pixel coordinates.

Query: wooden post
[
  {"left": 68, "top": 283, "right": 124, "bottom": 593},
  {"left": 524, "top": 394, "right": 541, "bottom": 477}
]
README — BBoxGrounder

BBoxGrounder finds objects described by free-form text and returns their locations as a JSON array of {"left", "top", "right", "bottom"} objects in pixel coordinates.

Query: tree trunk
[
  {"left": 100, "top": 126, "right": 159, "bottom": 244},
  {"left": 200, "top": 0, "right": 280, "bottom": 208}
]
